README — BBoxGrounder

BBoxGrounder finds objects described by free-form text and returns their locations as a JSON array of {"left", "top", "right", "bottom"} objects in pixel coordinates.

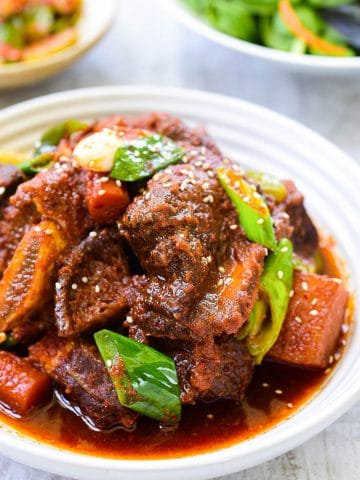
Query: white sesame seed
[
  {"left": 277, "top": 270, "right": 284, "bottom": 280},
  {"left": 287, "top": 403, "right": 294, "bottom": 409},
  {"left": 334, "top": 352, "right": 341, "bottom": 361},
  {"left": 98, "top": 189, "right": 106, "bottom": 196},
  {"left": 95, "top": 285, "right": 100, "bottom": 293},
  {"left": 45, "top": 229, "right": 53, "bottom": 235},
  {"left": 115, "top": 180, "right": 122, "bottom": 187},
  {"left": 328, "top": 355, "right": 334, "bottom": 364},
  {"left": 202, "top": 182, "right": 210, "bottom": 190},
  {"left": 341, "top": 338, "right": 347, "bottom": 346},
  {"left": 280, "top": 246, "right": 289, "bottom": 253},
  {"left": 203, "top": 195, "right": 214, "bottom": 204},
  {"left": 207, "top": 414, "right": 214, "bottom": 420},
  {"left": 341, "top": 323, "right": 349, "bottom": 334},
  {"left": 71, "top": 283, "right": 78, "bottom": 290},
  {"left": 311, "top": 298, "right": 318, "bottom": 305},
  {"left": 163, "top": 182, "right": 172, "bottom": 188},
  {"left": 230, "top": 224, "right": 238, "bottom": 230},
  {"left": 262, "top": 382, "right": 269, "bottom": 388},
  {"left": 309, "top": 309, "right": 318, "bottom": 316},
  {"left": 217, "top": 279, "right": 224, "bottom": 287},
  {"left": 145, "top": 192, "right": 151, "bottom": 200},
  {"left": 0, "top": 186, "right": 5, "bottom": 196},
  {"left": 81, "top": 277, "right": 88, "bottom": 284},
  {"left": 325, "top": 368, "right": 331, "bottom": 374},
  {"left": 332, "top": 278, "right": 342, "bottom": 284},
  {"left": 34, "top": 226, "right": 42, "bottom": 232},
  {"left": 207, "top": 170, "right": 215, "bottom": 178},
  {"left": 89, "top": 231, "right": 97, "bottom": 238},
  {"left": 257, "top": 218, "right": 264, "bottom": 225},
  {"left": 218, "top": 266, "right": 225, "bottom": 274},
  {"left": 295, "top": 316, "right": 302, "bottom": 324},
  {"left": 224, "top": 277, "right": 232, "bottom": 285},
  {"left": 289, "top": 289, "right": 294, "bottom": 298},
  {"left": 126, "top": 315, "right": 133, "bottom": 324},
  {"left": 301, "top": 281, "right": 308, "bottom": 291},
  {"left": 106, "top": 359, "right": 112, "bottom": 368},
  {"left": 275, "top": 389, "right": 283, "bottom": 395},
  {"left": 55, "top": 282, "right": 61, "bottom": 291}
]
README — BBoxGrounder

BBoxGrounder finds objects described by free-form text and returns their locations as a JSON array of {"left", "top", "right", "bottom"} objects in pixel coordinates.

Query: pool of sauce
[{"left": 0, "top": 237, "right": 352, "bottom": 459}]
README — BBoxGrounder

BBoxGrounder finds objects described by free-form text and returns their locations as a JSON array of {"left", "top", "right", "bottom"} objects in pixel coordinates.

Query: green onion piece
[
  {"left": 245, "top": 170, "right": 287, "bottom": 203},
  {"left": 110, "top": 134, "right": 184, "bottom": 182},
  {"left": 94, "top": 329, "right": 181, "bottom": 424},
  {"left": 217, "top": 167, "right": 277, "bottom": 250},
  {"left": 247, "top": 238, "right": 294, "bottom": 363}
]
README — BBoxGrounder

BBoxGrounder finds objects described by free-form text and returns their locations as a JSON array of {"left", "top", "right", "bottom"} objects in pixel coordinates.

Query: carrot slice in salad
[{"left": 278, "top": 0, "right": 350, "bottom": 57}]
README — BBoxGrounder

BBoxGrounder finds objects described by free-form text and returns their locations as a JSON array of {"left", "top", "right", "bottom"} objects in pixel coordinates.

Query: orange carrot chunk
[
  {"left": 0, "top": 351, "right": 52, "bottom": 416},
  {"left": 86, "top": 177, "right": 130, "bottom": 223},
  {"left": 279, "top": 0, "right": 350, "bottom": 57}
]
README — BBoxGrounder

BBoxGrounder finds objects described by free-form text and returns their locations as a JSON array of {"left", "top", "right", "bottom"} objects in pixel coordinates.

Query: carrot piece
[
  {"left": 0, "top": 351, "right": 52, "bottom": 416},
  {"left": 23, "top": 27, "right": 77, "bottom": 61},
  {"left": 86, "top": 177, "right": 130, "bottom": 223},
  {"left": 278, "top": 0, "right": 350, "bottom": 57}
]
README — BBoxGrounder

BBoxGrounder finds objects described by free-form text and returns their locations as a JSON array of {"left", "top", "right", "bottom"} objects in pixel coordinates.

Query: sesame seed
[
  {"left": 89, "top": 231, "right": 97, "bottom": 238},
  {"left": 328, "top": 355, "right": 334, "bottom": 364},
  {"left": 341, "top": 338, "right": 347, "bottom": 346},
  {"left": 280, "top": 246, "right": 289, "bottom": 252},
  {"left": 289, "top": 289, "right": 294, "bottom": 298},
  {"left": 207, "top": 170, "right": 215, "bottom": 178},
  {"left": 203, "top": 195, "right": 214, "bottom": 204},
  {"left": 0, "top": 186, "right": 5, "bottom": 195},
  {"left": 200, "top": 146, "right": 206, "bottom": 155},
  {"left": 218, "top": 266, "right": 225, "bottom": 274},
  {"left": 224, "top": 277, "right": 232, "bottom": 285},
  {"left": 98, "top": 189, "right": 106, "bottom": 196},
  {"left": 287, "top": 403, "right": 294, "bottom": 409},
  {"left": 71, "top": 283, "right": 78, "bottom": 290},
  {"left": 243, "top": 195, "right": 251, "bottom": 202},
  {"left": 334, "top": 352, "right": 341, "bottom": 361},
  {"left": 202, "top": 182, "right": 210, "bottom": 190},
  {"left": 309, "top": 309, "right": 318, "bottom": 316},
  {"left": 115, "top": 180, "right": 122, "bottom": 187},
  {"left": 106, "top": 359, "right": 112, "bottom": 368},
  {"left": 180, "top": 169, "right": 189, "bottom": 176},
  {"left": 262, "top": 382, "right": 269, "bottom": 388},
  {"left": 333, "top": 278, "right": 342, "bottom": 284},
  {"left": 81, "top": 277, "right": 88, "bottom": 284},
  {"left": 207, "top": 414, "right": 214, "bottom": 420},
  {"left": 230, "top": 224, "right": 238, "bottom": 230},
  {"left": 257, "top": 218, "right": 264, "bottom": 225},
  {"left": 341, "top": 323, "right": 349, "bottom": 334},
  {"left": 325, "top": 368, "right": 331, "bottom": 374},
  {"left": 275, "top": 389, "right": 283, "bottom": 395},
  {"left": 163, "top": 182, "right": 172, "bottom": 188},
  {"left": 95, "top": 285, "right": 100, "bottom": 293},
  {"left": 126, "top": 315, "right": 133, "bottom": 324},
  {"left": 277, "top": 270, "right": 284, "bottom": 280},
  {"left": 34, "top": 226, "right": 42, "bottom": 232},
  {"left": 295, "top": 316, "right": 302, "bottom": 324},
  {"left": 145, "top": 192, "right": 151, "bottom": 200},
  {"left": 180, "top": 179, "right": 189, "bottom": 191},
  {"left": 217, "top": 279, "right": 224, "bottom": 287},
  {"left": 301, "top": 281, "right": 308, "bottom": 291},
  {"left": 45, "top": 229, "right": 53, "bottom": 235},
  {"left": 55, "top": 282, "right": 61, "bottom": 291}
]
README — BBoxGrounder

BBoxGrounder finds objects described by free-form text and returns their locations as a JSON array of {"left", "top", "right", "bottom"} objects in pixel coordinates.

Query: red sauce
[{"left": 0, "top": 237, "right": 351, "bottom": 459}]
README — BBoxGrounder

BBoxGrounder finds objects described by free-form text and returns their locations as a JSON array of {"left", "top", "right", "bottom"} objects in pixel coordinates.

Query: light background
[{"left": 0, "top": 0, "right": 359, "bottom": 479}]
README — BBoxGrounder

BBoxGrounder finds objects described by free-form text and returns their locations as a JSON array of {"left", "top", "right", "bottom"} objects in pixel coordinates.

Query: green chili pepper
[
  {"left": 246, "top": 170, "right": 287, "bottom": 203},
  {"left": 94, "top": 330, "right": 181, "bottom": 424},
  {"left": 19, "top": 119, "right": 88, "bottom": 176},
  {"left": 238, "top": 299, "right": 267, "bottom": 341},
  {"left": 110, "top": 134, "right": 184, "bottom": 182},
  {"left": 0, "top": 332, "right": 17, "bottom": 351},
  {"left": 0, "top": 17, "right": 26, "bottom": 49},
  {"left": 247, "top": 238, "right": 294, "bottom": 364},
  {"left": 218, "top": 167, "right": 277, "bottom": 250}
]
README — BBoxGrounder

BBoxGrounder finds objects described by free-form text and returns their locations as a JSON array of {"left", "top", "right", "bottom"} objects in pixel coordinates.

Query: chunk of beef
[
  {"left": 170, "top": 337, "right": 254, "bottom": 404},
  {"left": 29, "top": 335, "right": 138, "bottom": 431},
  {"left": 273, "top": 181, "right": 318, "bottom": 257},
  {"left": 268, "top": 271, "right": 348, "bottom": 369},
  {"left": 11, "top": 163, "right": 95, "bottom": 240},
  {"left": 0, "top": 165, "right": 25, "bottom": 204},
  {"left": 55, "top": 228, "right": 129, "bottom": 337}
]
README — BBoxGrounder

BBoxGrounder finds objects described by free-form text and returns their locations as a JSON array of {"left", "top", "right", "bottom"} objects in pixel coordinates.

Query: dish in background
[
  {"left": 167, "top": 0, "right": 360, "bottom": 73},
  {"left": 0, "top": 86, "right": 358, "bottom": 480},
  {"left": 0, "top": 0, "right": 117, "bottom": 89}
]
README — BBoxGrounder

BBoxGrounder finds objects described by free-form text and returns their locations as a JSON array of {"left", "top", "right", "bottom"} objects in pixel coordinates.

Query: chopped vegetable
[
  {"left": 110, "top": 134, "right": 185, "bottom": 182},
  {"left": 0, "top": 332, "right": 17, "bottom": 350},
  {"left": 247, "top": 238, "right": 294, "bottom": 363},
  {"left": 0, "top": 350, "right": 52, "bottom": 416},
  {"left": 23, "top": 27, "right": 77, "bottom": 60},
  {"left": 19, "top": 119, "right": 87, "bottom": 175},
  {"left": 218, "top": 167, "right": 276, "bottom": 250},
  {"left": 94, "top": 329, "right": 181, "bottom": 424},
  {"left": 246, "top": 170, "right": 287, "bottom": 202},
  {"left": 86, "top": 177, "right": 130, "bottom": 223}
]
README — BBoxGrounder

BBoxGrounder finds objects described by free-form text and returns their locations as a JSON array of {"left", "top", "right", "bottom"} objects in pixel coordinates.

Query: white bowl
[
  {"left": 167, "top": 0, "right": 360, "bottom": 74},
  {"left": 0, "top": 86, "right": 358, "bottom": 479},
  {"left": 0, "top": 0, "right": 117, "bottom": 89}
]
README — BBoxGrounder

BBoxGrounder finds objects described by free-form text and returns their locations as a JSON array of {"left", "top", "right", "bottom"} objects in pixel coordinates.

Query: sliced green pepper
[
  {"left": 218, "top": 167, "right": 277, "bottom": 250},
  {"left": 247, "top": 238, "right": 294, "bottom": 364},
  {"left": 19, "top": 119, "right": 88, "bottom": 176},
  {"left": 94, "top": 329, "right": 181, "bottom": 424},
  {"left": 110, "top": 134, "right": 184, "bottom": 182},
  {"left": 245, "top": 170, "right": 287, "bottom": 203}
]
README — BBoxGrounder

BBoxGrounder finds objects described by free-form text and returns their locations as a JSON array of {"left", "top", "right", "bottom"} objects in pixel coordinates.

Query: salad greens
[
  {"left": 94, "top": 329, "right": 181, "bottom": 424},
  {"left": 182, "top": 0, "right": 357, "bottom": 56}
]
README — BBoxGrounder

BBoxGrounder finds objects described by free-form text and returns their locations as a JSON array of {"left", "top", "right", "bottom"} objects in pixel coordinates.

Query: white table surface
[{"left": 0, "top": 0, "right": 359, "bottom": 479}]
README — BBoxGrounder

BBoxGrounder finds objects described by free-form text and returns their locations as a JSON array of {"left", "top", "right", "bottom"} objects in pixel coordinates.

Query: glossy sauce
[{"left": 0, "top": 238, "right": 351, "bottom": 459}]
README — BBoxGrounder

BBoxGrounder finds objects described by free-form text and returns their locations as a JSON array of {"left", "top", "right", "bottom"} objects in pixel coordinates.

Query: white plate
[
  {"left": 0, "top": 0, "right": 117, "bottom": 89},
  {"left": 167, "top": 0, "right": 360, "bottom": 74},
  {"left": 0, "top": 86, "right": 359, "bottom": 480}
]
